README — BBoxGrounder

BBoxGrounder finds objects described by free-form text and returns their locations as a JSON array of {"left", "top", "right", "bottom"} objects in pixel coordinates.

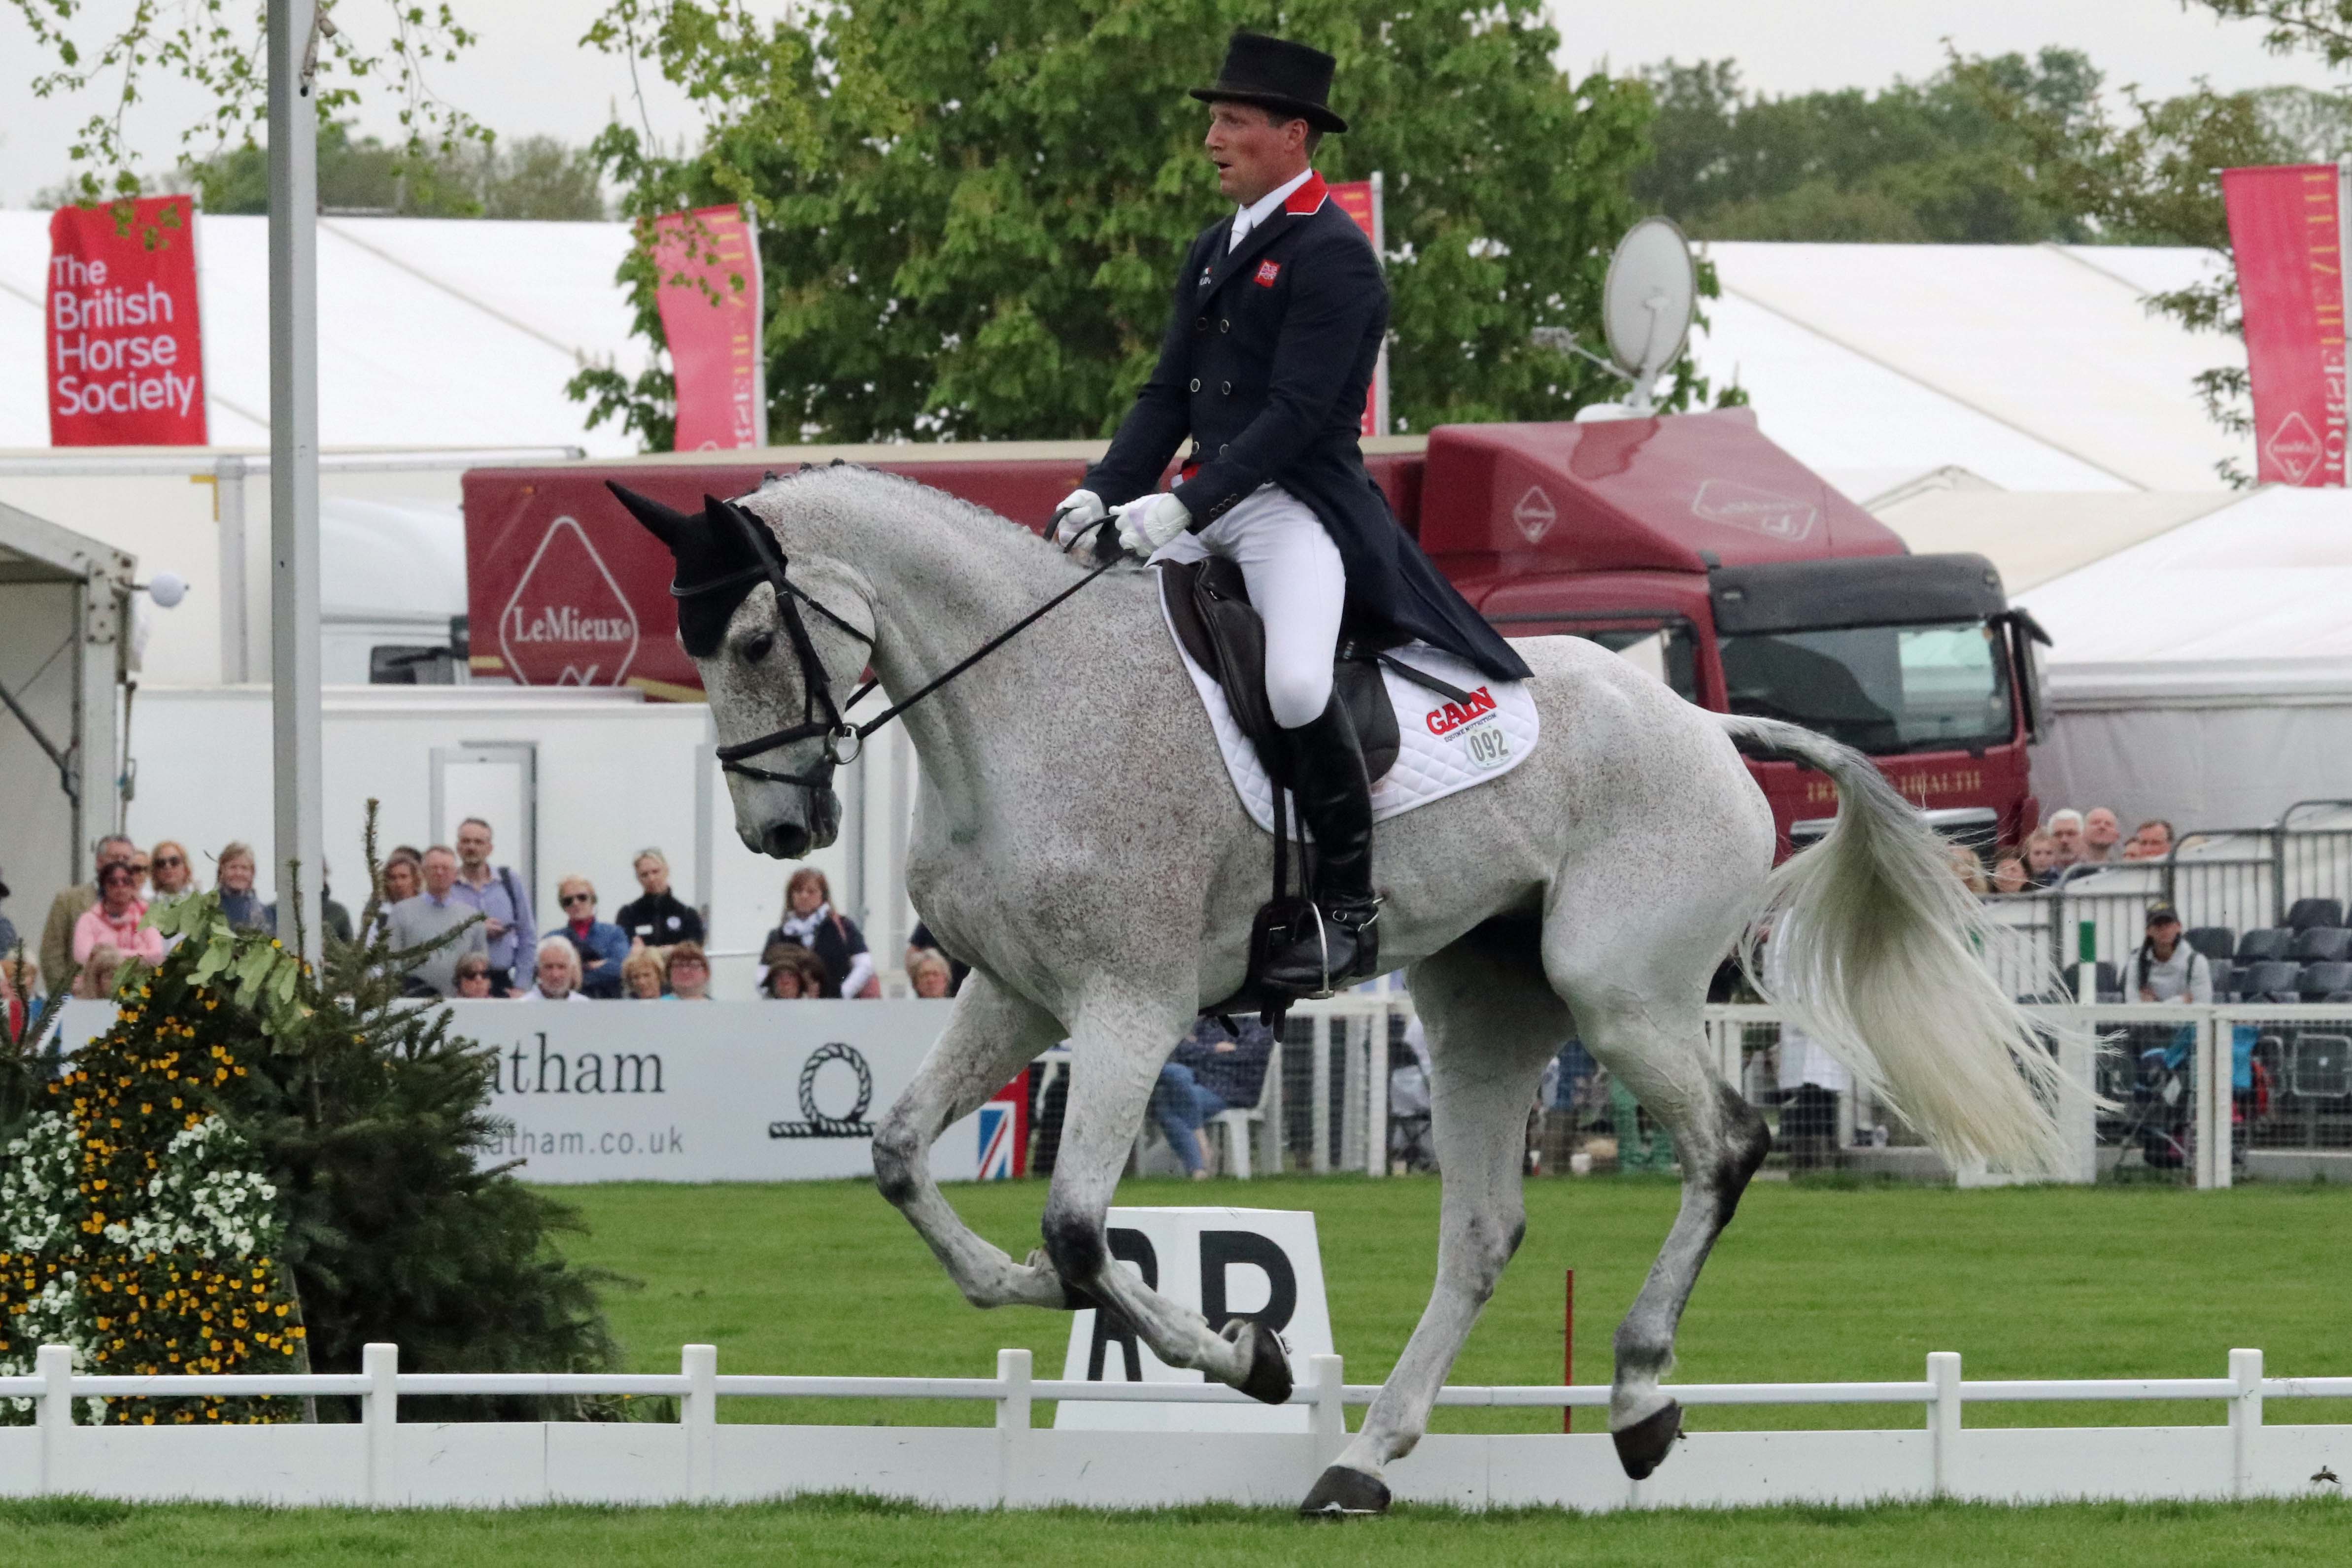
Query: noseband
[{"left": 678, "top": 494, "right": 1121, "bottom": 799}]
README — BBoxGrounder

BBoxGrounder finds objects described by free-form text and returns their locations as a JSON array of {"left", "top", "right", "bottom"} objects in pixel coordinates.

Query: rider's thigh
[{"left": 1217, "top": 487, "right": 1346, "bottom": 729}]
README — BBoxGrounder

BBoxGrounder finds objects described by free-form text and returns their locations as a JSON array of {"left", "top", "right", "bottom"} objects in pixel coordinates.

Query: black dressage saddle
[{"left": 1157, "top": 556, "right": 1402, "bottom": 788}]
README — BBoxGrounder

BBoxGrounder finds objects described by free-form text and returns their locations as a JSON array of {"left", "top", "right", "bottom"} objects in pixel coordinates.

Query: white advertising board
[
  {"left": 1056, "top": 1207, "right": 1333, "bottom": 1433},
  {"left": 53, "top": 999, "right": 978, "bottom": 1185}
]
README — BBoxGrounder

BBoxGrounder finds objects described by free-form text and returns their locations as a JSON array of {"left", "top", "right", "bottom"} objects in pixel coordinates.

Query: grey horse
[{"left": 614, "top": 468, "right": 2075, "bottom": 1515}]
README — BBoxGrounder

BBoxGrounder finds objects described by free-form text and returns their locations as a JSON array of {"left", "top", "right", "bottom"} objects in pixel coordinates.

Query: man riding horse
[{"left": 1055, "top": 31, "right": 1532, "bottom": 995}]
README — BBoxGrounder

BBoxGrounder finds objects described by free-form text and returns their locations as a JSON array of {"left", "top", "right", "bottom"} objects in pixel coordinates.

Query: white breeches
[{"left": 1152, "top": 482, "right": 1346, "bottom": 730}]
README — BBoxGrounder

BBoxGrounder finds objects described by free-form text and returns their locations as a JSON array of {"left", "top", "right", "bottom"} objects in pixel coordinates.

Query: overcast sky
[{"left": 3, "top": 0, "right": 2345, "bottom": 208}]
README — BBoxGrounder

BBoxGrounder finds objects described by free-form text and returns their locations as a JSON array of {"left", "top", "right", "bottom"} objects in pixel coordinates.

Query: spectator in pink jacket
[{"left": 72, "top": 860, "right": 164, "bottom": 970}]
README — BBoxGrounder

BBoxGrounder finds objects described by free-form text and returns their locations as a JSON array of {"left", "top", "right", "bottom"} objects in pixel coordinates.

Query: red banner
[
  {"left": 651, "top": 205, "right": 766, "bottom": 452},
  {"left": 2223, "top": 165, "right": 2347, "bottom": 486},
  {"left": 46, "top": 196, "right": 207, "bottom": 446},
  {"left": 1327, "top": 177, "right": 1390, "bottom": 439}
]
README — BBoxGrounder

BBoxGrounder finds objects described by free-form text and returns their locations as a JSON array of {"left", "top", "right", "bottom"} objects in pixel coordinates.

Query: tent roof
[
  {"left": 2, "top": 219, "right": 2251, "bottom": 489},
  {"left": 2017, "top": 487, "right": 2352, "bottom": 679},
  {"left": 1868, "top": 487, "right": 2242, "bottom": 593},
  {"left": 0, "top": 213, "right": 646, "bottom": 456},
  {"left": 1693, "top": 242, "right": 2242, "bottom": 495}
]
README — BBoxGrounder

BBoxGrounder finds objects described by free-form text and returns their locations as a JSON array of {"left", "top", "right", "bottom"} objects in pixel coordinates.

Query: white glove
[
  {"left": 1051, "top": 488, "right": 1106, "bottom": 546},
  {"left": 1114, "top": 491, "right": 1193, "bottom": 556}
]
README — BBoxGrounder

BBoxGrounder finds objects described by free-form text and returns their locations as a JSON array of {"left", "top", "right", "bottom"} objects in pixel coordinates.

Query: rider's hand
[
  {"left": 1051, "top": 488, "right": 1106, "bottom": 546},
  {"left": 1114, "top": 491, "right": 1193, "bottom": 556}
]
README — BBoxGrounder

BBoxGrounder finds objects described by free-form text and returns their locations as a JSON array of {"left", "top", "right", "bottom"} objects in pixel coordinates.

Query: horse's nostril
[{"left": 762, "top": 823, "right": 811, "bottom": 860}]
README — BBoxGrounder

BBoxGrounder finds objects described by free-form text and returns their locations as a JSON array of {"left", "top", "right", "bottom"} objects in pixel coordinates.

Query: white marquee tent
[{"left": 2, "top": 216, "right": 2251, "bottom": 487}]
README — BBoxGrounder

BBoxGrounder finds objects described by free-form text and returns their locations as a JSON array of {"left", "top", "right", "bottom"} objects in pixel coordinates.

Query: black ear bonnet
[{"left": 604, "top": 482, "right": 774, "bottom": 657}]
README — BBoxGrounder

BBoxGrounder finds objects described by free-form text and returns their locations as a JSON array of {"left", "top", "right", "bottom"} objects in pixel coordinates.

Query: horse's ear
[
  {"left": 605, "top": 482, "right": 695, "bottom": 551},
  {"left": 702, "top": 493, "right": 777, "bottom": 565}
]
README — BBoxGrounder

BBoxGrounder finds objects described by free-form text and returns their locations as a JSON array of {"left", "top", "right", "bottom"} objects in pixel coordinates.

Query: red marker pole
[{"left": 1563, "top": 1268, "right": 1575, "bottom": 1434}]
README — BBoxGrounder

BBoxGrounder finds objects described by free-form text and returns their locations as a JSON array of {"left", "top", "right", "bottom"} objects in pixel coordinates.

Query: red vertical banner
[
  {"left": 2222, "top": 164, "right": 2347, "bottom": 486},
  {"left": 650, "top": 205, "right": 767, "bottom": 452},
  {"left": 1327, "top": 175, "right": 1390, "bottom": 438},
  {"left": 46, "top": 196, "right": 207, "bottom": 446}
]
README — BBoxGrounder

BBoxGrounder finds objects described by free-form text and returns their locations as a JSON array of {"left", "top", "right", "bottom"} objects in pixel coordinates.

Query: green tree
[
  {"left": 568, "top": 0, "right": 1721, "bottom": 448},
  {"left": 172, "top": 123, "right": 604, "bottom": 219},
  {"left": 1635, "top": 50, "right": 2100, "bottom": 244}
]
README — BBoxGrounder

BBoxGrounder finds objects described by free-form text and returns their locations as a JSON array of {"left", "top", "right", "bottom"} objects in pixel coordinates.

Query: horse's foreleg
[
  {"left": 870, "top": 972, "right": 1066, "bottom": 1309},
  {"left": 1574, "top": 991, "right": 1770, "bottom": 1479},
  {"left": 1306, "top": 926, "right": 1565, "bottom": 1516},
  {"left": 1036, "top": 989, "right": 1282, "bottom": 1398}
]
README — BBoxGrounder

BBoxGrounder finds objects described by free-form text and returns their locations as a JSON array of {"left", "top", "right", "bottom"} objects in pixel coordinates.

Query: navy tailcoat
[{"left": 1085, "top": 173, "right": 1532, "bottom": 684}]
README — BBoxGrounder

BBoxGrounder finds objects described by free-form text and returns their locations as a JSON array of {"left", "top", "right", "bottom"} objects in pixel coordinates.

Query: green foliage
[
  {"left": 175, "top": 122, "right": 607, "bottom": 219},
  {"left": 569, "top": 0, "right": 1722, "bottom": 447},
  {"left": 1635, "top": 50, "right": 2100, "bottom": 244},
  {"left": 0, "top": 808, "right": 627, "bottom": 1425},
  {"left": 9, "top": 0, "right": 484, "bottom": 208},
  {"left": 223, "top": 813, "right": 628, "bottom": 1420}
]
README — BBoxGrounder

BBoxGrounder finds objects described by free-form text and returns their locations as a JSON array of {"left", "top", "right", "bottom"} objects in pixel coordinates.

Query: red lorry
[{"left": 461, "top": 406, "right": 2045, "bottom": 855}]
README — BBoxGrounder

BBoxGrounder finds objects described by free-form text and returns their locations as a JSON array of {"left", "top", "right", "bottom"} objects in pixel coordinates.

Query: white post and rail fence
[{"left": 5, "top": 1342, "right": 2347, "bottom": 1510}]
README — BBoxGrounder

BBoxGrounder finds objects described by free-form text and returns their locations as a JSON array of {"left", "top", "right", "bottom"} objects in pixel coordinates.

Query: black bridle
[{"left": 681, "top": 494, "right": 1120, "bottom": 796}]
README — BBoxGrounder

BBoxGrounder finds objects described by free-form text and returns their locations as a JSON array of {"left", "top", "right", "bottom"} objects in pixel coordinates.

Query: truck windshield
[{"left": 1718, "top": 620, "right": 2012, "bottom": 755}]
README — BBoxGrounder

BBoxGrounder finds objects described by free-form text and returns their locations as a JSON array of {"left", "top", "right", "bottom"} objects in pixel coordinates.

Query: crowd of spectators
[
  {"left": 1952, "top": 804, "right": 2180, "bottom": 898},
  {"left": 0, "top": 821, "right": 966, "bottom": 1009}
]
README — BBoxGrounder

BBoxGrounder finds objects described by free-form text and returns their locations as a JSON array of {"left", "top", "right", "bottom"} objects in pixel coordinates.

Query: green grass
[
  {"left": 8, "top": 1493, "right": 2350, "bottom": 1565},
  {"left": 551, "top": 1174, "right": 2352, "bottom": 1432}
]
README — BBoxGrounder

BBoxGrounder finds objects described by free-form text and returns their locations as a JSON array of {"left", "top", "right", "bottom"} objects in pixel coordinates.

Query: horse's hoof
[
  {"left": 1299, "top": 1463, "right": 1389, "bottom": 1517},
  {"left": 1612, "top": 1400, "right": 1684, "bottom": 1479},
  {"left": 1222, "top": 1317, "right": 1293, "bottom": 1405}
]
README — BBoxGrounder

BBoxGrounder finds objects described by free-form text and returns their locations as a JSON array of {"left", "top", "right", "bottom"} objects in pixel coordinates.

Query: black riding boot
[{"left": 1263, "top": 694, "right": 1381, "bottom": 995}]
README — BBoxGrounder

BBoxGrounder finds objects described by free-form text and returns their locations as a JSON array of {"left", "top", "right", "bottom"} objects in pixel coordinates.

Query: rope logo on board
[{"left": 768, "top": 1041, "right": 876, "bottom": 1138}]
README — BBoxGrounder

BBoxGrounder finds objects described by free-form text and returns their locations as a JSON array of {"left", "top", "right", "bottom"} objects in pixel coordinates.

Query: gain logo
[
  {"left": 1510, "top": 484, "right": 1557, "bottom": 545},
  {"left": 1691, "top": 478, "right": 1818, "bottom": 543},
  {"left": 2265, "top": 410, "right": 2324, "bottom": 484},
  {"left": 497, "top": 515, "right": 642, "bottom": 686},
  {"left": 769, "top": 1042, "right": 875, "bottom": 1138}
]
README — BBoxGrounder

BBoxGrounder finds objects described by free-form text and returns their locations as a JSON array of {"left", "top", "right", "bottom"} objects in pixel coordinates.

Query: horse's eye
[{"left": 743, "top": 631, "right": 776, "bottom": 662}]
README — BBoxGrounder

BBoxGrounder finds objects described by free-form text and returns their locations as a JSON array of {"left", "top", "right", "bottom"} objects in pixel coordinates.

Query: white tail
[{"left": 1722, "top": 714, "right": 2086, "bottom": 1176}]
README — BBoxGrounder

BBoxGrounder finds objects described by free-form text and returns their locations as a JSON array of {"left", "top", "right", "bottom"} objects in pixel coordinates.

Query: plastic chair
[
  {"left": 2235, "top": 928, "right": 2293, "bottom": 964},
  {"left": 2286, "top": 898, "right": 2346, "bottom": 934},
  {"left": 2296, "top": 961, "right": 2352, "bottom": 1002},
  {"left": 2288, "top": 927, "right": 2352, "bottom": 964},
  {"left": 2062, "top": 961, "right": 2122, "bottom": 1002},
  {"left": 2183, "top": 926, "right": 2235, "bottom": 964},
  {"left": 2237, "top": 960, "right": 2302, "bottom": 1003},
  {"left": 2209, "top": 959, "right": 2236, "bottom": 1002}
]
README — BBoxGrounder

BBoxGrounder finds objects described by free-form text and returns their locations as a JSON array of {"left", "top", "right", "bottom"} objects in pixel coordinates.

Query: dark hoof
[
  {"left": 1222, "top": 1317, "right": 1293, "bottom": 1406},
  {"left": 1299, "top": 1463, "right": 1390, "bottom": 1517},
  {"left": 1612, "top": 1400, "right": 1684, "bottom": 1479}
]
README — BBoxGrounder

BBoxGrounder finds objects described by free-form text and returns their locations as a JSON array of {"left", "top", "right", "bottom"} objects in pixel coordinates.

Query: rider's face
[{"left": 1204, "top": 102, "right": 1307, "bottom": 205}]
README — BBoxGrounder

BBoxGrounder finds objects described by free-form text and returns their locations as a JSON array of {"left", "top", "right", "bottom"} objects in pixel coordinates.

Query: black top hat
[{"left": 1191, "top": 31, "right": 1348, "bottom": 135}]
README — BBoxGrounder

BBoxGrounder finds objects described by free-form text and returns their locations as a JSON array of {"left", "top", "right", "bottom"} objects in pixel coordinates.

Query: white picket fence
[{"left": 5, "top": 1343, "right": 2350, "bottom": 1511}]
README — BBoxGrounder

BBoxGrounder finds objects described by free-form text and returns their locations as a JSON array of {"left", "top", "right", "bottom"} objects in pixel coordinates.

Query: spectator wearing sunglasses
[
  {"left": 453, "top": 954, "right": 496, "bottom": 999},
  {"left": 549, "top": 876, "right": 629, "bottom": 999}
]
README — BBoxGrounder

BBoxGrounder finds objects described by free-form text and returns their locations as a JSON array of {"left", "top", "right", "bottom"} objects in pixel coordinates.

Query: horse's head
[{"left": 608, "top": 481, "right": 876, "bottom": 860}]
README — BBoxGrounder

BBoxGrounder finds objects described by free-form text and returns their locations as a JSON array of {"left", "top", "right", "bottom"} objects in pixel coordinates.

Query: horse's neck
[{"left": 847, "top": 501, "right": 1104, "bottom": 804}]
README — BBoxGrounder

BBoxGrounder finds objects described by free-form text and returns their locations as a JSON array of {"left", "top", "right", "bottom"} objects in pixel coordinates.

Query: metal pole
[
  {"left": 215, "top": 455, "right": 250, "bottom": 683},
  {"left": 268, "top": 0, "right": 324, "bottom": 967},
  {"left": 1562, "top": 1269, "right": 1574, "bottom": 1433}
]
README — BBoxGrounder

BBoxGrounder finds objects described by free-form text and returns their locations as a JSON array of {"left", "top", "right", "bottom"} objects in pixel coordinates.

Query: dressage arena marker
[{"left": 8, "top": 1342, "right": 2349, "bottom": 1510}]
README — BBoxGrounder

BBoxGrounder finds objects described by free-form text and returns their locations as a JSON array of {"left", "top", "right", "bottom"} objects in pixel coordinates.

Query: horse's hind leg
[
  {"left": 870, "top": 972, "right": 1067, "bottom": 1309},
  {"left": 1554, "top": 959, "right": 1770, "bottom": 1480},
  {"left": 1305, "top": 920, "right": 1567, "bottom": 1516},
  {"left": 1037, "top": 985, "right": 1284, "bottom": 1398}
]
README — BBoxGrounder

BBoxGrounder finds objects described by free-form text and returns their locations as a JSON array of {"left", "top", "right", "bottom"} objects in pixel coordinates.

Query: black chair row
[
  {"left": 2200, "top": 926, "right": 2352, "bottom": 966},
  {"left": 2220, "top": 959, "right": 2352, "bottom": 1004}
]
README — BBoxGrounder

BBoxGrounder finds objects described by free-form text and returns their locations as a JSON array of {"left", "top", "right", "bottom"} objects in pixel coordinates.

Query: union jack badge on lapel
[{"left": 1255, "top": 260, "right": 1283, "bottom": 287}]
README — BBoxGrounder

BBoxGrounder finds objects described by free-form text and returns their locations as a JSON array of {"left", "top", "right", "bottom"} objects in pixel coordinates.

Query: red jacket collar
[{"left": 1283, "top": 171, "right": 1329, "bottom": 216}]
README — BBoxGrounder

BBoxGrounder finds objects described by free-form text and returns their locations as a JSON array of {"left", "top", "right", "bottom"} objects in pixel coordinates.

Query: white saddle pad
[{"left": 1159, "top": 595, "right": 1540, "bottom": 835}]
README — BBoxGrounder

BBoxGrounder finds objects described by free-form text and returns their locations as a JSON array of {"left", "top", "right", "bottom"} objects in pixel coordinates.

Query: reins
[{"left": 684, "top": 496, "right": 1121, "bottom": 794}]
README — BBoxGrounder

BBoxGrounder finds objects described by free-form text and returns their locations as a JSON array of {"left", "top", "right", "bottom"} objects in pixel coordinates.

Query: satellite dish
[
  {"left": 1600, "top": 217, "right": 1695, "bottom": 416},
  {"left": 143, "top": 571, "right": 189, "bottom": 609}
]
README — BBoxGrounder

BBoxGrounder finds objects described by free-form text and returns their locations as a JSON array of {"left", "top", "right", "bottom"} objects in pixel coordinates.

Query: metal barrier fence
[
  {"left": 1989, "top": 799, "right": 2352, "bottom": 982},
  {"left": 1032, "top": 997, "right": 2352, "bottom": 1190}
]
